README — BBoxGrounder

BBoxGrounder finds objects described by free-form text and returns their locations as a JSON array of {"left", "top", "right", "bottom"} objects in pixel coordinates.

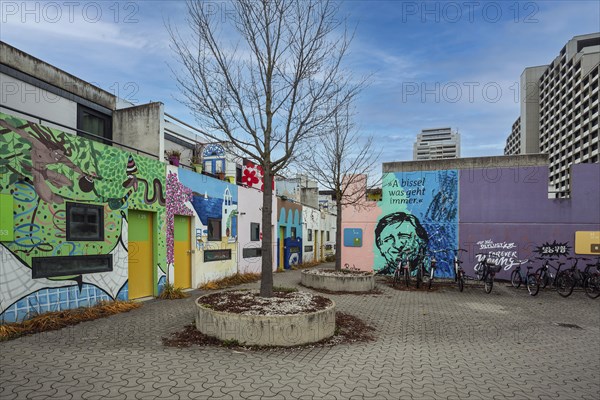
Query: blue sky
[{"left": 2, "top": 0, "right": 599, "bottom": 163}]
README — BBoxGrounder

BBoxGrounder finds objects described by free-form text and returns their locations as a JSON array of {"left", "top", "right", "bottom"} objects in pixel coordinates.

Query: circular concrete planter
[
  {"left": 301, "top": 269, "right": 375, "bottom": 292},
  {"left": 195, "top": 294, "right": 336, "bottom": 347}
]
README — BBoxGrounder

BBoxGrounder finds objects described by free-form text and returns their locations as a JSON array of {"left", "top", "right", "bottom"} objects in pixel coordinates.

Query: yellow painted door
[
  {"left": 314, "top": 231, "right": 318, "bottom": 262},
  {"left": 174, "top": 215, "right": 192, "bottom": 289},
  {"left": 128, "top": 210, "right": 154, "bottom": 299},
  {"left": 320, "top": 231, "right": 325, "bottom": 261},
  {"left": 279, "top": 226, "right": 285, "bottom": 270}
]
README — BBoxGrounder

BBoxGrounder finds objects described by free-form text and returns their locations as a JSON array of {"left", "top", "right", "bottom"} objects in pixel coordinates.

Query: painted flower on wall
[{"left": 166, "top": 172, "right": 194, "bottom": 264}]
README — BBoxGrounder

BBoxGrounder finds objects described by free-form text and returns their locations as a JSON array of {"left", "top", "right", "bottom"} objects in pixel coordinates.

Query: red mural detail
[{"left": 242, "top": 160, "right": 274, "bottom": 192}]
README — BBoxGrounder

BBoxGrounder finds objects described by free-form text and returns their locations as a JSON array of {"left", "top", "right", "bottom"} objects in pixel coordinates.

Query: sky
[{"left": 1, "top": 0, "right": 599, "bottom": 164}]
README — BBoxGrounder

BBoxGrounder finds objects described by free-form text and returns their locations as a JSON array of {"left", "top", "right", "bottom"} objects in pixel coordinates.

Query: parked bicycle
[
  {"left": 534, "top": 257, "right": 566, "bottom": 290},
  {"left": 452, "top": 248, "right": 468, "bottom": 292},
  {"left": 583, "top": 257, "right": 600, "bottom": 299},
  {"left": 510, "top": 259, "right": 539, "bottom": 296},
  {"left": 556, "top": 256, "right": 591, "bottom": 297},
  {"left": 393, "top": 250, "right": 412, "bottom": 288},
  {"left": 475, "top": 253, "right": 501, "bottom": 294},
  {"left": 424, "top": 249, "right": 446, "bottom": 290}
]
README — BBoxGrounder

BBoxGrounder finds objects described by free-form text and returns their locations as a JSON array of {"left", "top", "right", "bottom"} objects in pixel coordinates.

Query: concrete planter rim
[{"left": 301, "top": 269, "right": 375, "bottom": 276}]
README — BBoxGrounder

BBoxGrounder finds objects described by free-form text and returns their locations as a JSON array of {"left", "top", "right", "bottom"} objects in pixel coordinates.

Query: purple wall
[{"left": 459, "top": 163, "right": 600, "bottom": 280}]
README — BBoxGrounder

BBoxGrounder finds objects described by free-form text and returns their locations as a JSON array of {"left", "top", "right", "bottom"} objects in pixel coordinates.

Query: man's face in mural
[{"left": 379, "top": 220, "right": 423, "bottom": 267}]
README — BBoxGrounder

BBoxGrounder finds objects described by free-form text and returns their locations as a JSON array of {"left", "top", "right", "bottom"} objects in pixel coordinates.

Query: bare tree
[
  {"left": 168, "top": 0, "right": 360, "bottom": 296},
  {"left": 300, "top": 103, "right": 381, "bottom": 271}
]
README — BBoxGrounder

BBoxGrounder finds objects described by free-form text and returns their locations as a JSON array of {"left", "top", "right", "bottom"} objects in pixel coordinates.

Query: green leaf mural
[{"left": 0, "top": 112, "right": 167, "bottom": 313}]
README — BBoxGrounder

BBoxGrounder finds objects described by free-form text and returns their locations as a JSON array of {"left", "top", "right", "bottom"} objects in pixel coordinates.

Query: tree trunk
[
  {"left": 260, "top": 168, "right": 274, "bottom": 297},
  {"left": 335, "top": 197, "right": 343, "bottom": 271}
]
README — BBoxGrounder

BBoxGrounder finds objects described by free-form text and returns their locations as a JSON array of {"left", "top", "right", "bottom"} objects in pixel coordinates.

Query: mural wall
[
  {"left": 342, "top": 164, "right": 600, "bottom": 280},
  {"left": 179, "top": 168, "right": 238, "bottom": 284},
  {"left": 374, "top": 170, "right": 458, "bottom": 278},
  {"left": 302, "top": 205, "right": 320, "bottom": 263},
  {"left": 237, "top": 185, "right": 264, "bottom": 274},
  {"left": 459, "top": 164, "right": 600, "bottom": 280},
  {"left": 0, "top": 113, "right": 166, "bottom": 322},
  {"left": 277, "top": 198, "right": 302, "bottom": 269}
]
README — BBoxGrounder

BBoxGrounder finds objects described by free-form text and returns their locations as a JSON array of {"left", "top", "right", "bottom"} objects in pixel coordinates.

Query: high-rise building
[
  {"left": 413, "top": 127, "right": 460, "bottom": 160},
  {"left": 504, "top": 33, "right": 600, "bottom": 196}
]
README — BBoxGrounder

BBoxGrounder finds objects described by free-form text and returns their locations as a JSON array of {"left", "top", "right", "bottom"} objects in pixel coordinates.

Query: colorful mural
[
  {"left": 165, "top": 171, "right": 194, "bottom": 288},
  {"left": 178, "top": 168, "right": 238, "bottom": 283},
  {"left": 242, "top": 159, "right": 274, "bottom": 192},
  {"left": 375, "top": 170, "right": 458, "bottom": 278},
  {"left": 277, "top": 198, "right": 302, "bottom": 269},
  {"left": 0, "top": 113, "right": 166, "bottom": 322}
]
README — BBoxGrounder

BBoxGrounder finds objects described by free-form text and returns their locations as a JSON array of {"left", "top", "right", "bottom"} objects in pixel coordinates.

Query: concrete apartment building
[
  {"left": 504, "top": 33, "right": 600, "bottom": 197},
  {"left": 413, "top": 127, "right": 461, "bottom": 160}
]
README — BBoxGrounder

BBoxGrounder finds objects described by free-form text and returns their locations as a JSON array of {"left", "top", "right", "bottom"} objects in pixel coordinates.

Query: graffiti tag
[{"left": 476, "top": 240, "right": 521, "bottom": 271}]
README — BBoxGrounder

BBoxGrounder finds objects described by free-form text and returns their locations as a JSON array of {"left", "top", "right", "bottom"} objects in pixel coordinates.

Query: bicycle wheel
[
  {"left": 511, "top": 270, "right": 522, "bottom": 289},
  {"left": 428, "top": 269, "right": 434, "bottom": 290},
  {"left": 526, "top": 273, "right": 540, "bottom": 296},
  {"left": 484, "top": 275, "right": 493, "bottom": 294},
  {"left": 536, "top": 268, "right": 549, "bottom": 289},
  {"left": 556, "top": 272, "right": 575, "bottom": 298},
  {"left": 475, "top": 264, "right": 484, "bottom": 281},
  {"left": 584, "top": 274, "right": 600, "bottom": 299},
  {"left": 393, "top": 269, "right": 400, "bottom": 288},
  {"left": 458, "top": 274, "right": 464, "bottom": 292}
]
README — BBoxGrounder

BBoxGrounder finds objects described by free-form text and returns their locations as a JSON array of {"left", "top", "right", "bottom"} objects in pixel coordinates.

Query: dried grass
[
  {"left": 158, "top": 283, "right": 190, "bottom": 300},
  {"left": 199, "top": 273, "right": 261, "bottom": 290},
  {"left": 0, "top": 300, "right": 141, "bottom": 342},
  {"left": 291, "top": 261, "right": 321, "bottom": 270}
]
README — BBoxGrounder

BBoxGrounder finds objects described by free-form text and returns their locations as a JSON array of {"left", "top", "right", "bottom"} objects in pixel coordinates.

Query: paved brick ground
[{"left": 1, "top": 265, "right": 599, "bottom": 399}]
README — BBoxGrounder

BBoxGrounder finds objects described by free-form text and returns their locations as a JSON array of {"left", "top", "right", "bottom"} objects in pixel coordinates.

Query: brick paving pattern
[{"left": 1, "top": 264, "right": 599, "bottom": 399}]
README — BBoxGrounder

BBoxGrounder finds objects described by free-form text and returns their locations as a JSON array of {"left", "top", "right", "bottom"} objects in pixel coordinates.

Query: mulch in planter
[{"left": 198, "top": 290, "right": 332, "bottom": 315}]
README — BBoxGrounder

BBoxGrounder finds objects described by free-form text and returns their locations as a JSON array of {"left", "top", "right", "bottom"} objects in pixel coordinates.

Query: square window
[
  {"left": 77, "top": 105, "right": 112, "bottom": 145},
  {"left": 66, "top": 202, "right": 104, "bottom": 241},
  {"left": 307, "top": 229, "right": 313, "bottom": 242},
  {"left": 251, "top": 223, "right": 260, "bottom": 241},
  {"left": 291, "top": 227, "right": 297, "bottom": 240},
  {"left": 207, "top": 218, "right": 221, "bottom": 241}
]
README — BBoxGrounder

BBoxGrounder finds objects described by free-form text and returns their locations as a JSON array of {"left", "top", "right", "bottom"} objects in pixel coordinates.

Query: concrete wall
[
  {"left": 383, "top": 154, "right": 548, "bottom": 173},
  {"left": 1, "top": 42, "right": 116, "bottom": 110},
  {"left": 113, "top": 103, "right": 164, "bottom": 159},
  {"left": 0, "top": 72, "right": 77, "bottom": 134}
]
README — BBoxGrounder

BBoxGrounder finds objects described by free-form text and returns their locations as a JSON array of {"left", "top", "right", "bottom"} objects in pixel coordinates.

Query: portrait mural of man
[
  {"left": 374, "top": 170, "right": 458, "bottom": 278},
  {"left": 375, "top": 212, "right": 429, "bottom": 275}
]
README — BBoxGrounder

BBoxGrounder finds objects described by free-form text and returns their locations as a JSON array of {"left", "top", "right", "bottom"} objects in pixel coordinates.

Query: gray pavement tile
[{"left": 0, "top": 264, "right": 598, "bottom": 400}]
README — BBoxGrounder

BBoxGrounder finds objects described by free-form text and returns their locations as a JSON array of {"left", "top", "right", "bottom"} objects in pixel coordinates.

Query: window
[
  {"left": 204, "top": 249, "right": 231, "bottom": 262},
  {"left": 32, "top": 255, "right": 112, "bottom": 279},
  {"left": 207, "top": 218, "right": 221, "bottom": 241},
  {"left": 307, "top": 229, "right": 313, "bottom": 242},
  {"left": 77, "top": 105, "right": 112, "bottom": 145},
  {"left": 251, "top": 223, "right": 260, "bottom": 241},
  {"left": 291, "top": 227, "right": 297, "bottom": 239},
  {"left": 243, "top": 248, "right": 262, "bottom": 258},
  {"left": 327, "top": 231, "right": 330, "bottom": 241},
  {"left": 66, "top": 202, "right": 103, "bottom": 241}
]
